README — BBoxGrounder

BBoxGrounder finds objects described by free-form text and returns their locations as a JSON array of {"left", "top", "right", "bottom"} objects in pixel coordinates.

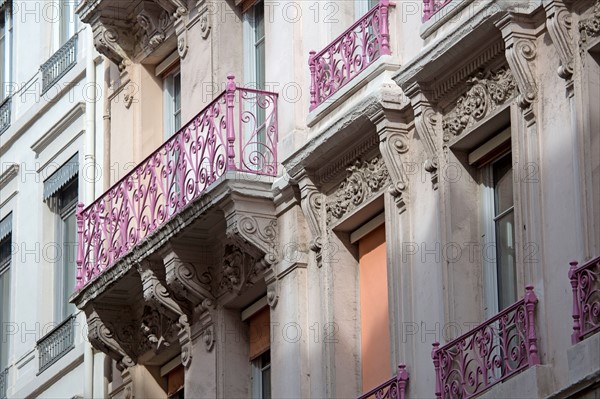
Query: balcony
[
  {"left": 0, "top": 97, "right": 10, "bottom": 135},
  {"left": 357, "top": 365, "right": 409, "bottom": 399},
  {"left": 432, "top": 286, "right": 540, "bottom": 399},
  {"left": 36, "top": 315, "right": 76, "bottom": 374},
  {"left": 41, "top": 34, "right": 78, "bottom": 95},
  {"left": 308, "top": 0, "right": 393, "bottom": 112},
  {"left": 422, "top": 0, "right": 452, "bottom": 22},
  {"left": 569, "top": 256, "right": 600, "bottom": 344},
  {"left": 76, "top": 75, "right": 278, "bottom": 292}
]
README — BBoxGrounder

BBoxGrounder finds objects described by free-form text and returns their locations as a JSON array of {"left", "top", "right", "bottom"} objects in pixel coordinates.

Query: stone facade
[{"left": 7, "top": 0, "right": 597, "bottom": 398}]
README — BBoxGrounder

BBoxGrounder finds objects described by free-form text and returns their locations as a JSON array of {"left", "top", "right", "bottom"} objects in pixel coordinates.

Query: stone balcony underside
[
  {"left": 71, "top": 176, "right": 278, "bottom": 369},
  {"left": 76, "top": 0, "right": 199, "bottom": 67}
]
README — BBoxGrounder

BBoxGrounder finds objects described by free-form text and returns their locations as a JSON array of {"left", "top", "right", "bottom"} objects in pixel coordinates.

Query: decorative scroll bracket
[
  {"left": 405, "top": 82, "right": 439, "bottom": 189},
  {"left": 545, "top": 0, "right": 575, "bottom": 81},
  {"left": 496, "top": 14, "right": 538, "bottom": 116},
  {"left": 368, "top": 91, "right": 412, "bottom": 212},
  {"left": 220, "top": 195, "right": 278, "bottom": 276},
  {"left": 86, "top": 308, "right": 136, "bottom": 372},
  {"left": 92, "top": 23, "right": 133, "bottom": 72},
  {"left": 297, "top": 172, "right": 324, "bottom": 265}
]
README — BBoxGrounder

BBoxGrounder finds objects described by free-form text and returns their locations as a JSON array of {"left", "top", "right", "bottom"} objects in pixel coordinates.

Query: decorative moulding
[
  {"left": 325, "top": 156, "right": 390, "bottom": 224},
  {"left": 442, "top": 66, "right": 517, "bottom": 141},
  {"left": 30, "top": 102, "right": 86, "bottom": 156}
]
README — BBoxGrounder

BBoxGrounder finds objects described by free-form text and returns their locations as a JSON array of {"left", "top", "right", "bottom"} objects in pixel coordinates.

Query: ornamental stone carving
[
  {"left": 299, "top": 177, "right": 324, "bottom": 253},
  {"left": 137, "top": 3, "right": 170, "bottom": 50},
  {"left": 545, "top": 0, "right": 575, "bottom": 80},
  {"left": 579, "top": 1, "right": 600, "bottom": 50},
  {"left": 326, "top": 157, "right": 390, "bottom": 223},
  {"left": 496, "top": 15, "right": 538, "bottom": 111},
  {"left": 87, "top": 309, "right": 136, "bottom": 371},
  {"left": 442, "top": 67, "right": 516, "bottom": 140}
]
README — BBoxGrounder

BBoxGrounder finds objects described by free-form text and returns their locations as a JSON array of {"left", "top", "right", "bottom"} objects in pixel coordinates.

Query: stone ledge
[{"left": 478, "top": 364, "right": 555, "bottom": 399}]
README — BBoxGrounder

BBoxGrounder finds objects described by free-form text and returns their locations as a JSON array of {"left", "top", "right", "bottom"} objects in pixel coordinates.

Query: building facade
[
  {"left": 2, "top": 0, "right": 600, "bottom": 398},
  {"left": 0, "top": 0, "right": 108, "bottom": 397}
]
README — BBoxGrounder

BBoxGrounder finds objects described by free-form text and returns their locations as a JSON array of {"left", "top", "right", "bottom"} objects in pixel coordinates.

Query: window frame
[
  {"left": 0, "top": 3, "right": 13, "bottom": 101},
  {"left": 475, "top": 128, "right": 518, "bottom": 318},
  {"left": 52, "top": 0, "right": 78, "bottom": 52},
  {"left": 51, "top": 178, "right": 78, "bottom": 323},
  {"left": 163, "top": 67, "right": 182, "bottom": 139},
  {"left": 0, "top": 231, "right": 12, "bottom": 370},
  {"left": 251, "top": 350, "right": 271, "bottom": 399}
]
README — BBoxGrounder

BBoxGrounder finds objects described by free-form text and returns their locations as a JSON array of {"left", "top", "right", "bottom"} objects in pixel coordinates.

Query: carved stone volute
[
  {"left": 405, "top": 83, "right": 440, "bottom": 188},
  {"left": 496, "top": 14, "right": 538, "bottom": 113},
  {"left": 545, "top": 0, "right": 575, "bottom": 80}
]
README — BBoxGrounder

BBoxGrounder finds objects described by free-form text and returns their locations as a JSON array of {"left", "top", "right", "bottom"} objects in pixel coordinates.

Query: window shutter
[
  {"left": 167, "top": 365, "right": 184, "bottom": 397},
  {"left": 248, "top": 305, "right": 270, "bottom": 360}
]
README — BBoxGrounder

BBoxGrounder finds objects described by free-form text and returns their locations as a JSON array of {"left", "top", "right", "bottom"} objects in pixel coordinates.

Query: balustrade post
[
  {"left": 569, "top": 261, "right": 581, "bottom": 344},
  {"left": 75, "top": 203, "right": 84, "bottom": 290},
  {"left": 423, "top": 0, "right": 432, "bottom": 22},
  {"left": 432, "top": 342, "right": 441, "bottom": 398},
  {"left": 225, "top": 74, "right": 237, "bottom": 171},
  {"left": 524, "top": 285, "right": 540, "bottom": 366},
  {"left": 308, "top": 51, "right": 317, "bottom": 111},
  {"left": 397, "top": 364, "right": 409, "bottom": 399},
  {"left": 379, "top": 0, "right": 391, "bottom": 55}
]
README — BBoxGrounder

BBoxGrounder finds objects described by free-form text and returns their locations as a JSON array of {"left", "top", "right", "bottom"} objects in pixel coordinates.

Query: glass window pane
[
  {"left": 255, "top": 3, "right": 264, "bottom": 43},
  {"left": 174, "top": 73, "right": 181, "bottom": 131},
  {"left": 493, "top": 154, "right": 513, "bottom": 216},
  {"left": 261, "top": 351, "right": 271, "bottom": 399},
  {"left": 495, "top": 211, "right": 516, "bottom": 309},
  {"left": 63, "top": 210, "right": 77, "bottom": 318},
  {"left": 0, "top": 266, "right": 10, "bottom": 368}
]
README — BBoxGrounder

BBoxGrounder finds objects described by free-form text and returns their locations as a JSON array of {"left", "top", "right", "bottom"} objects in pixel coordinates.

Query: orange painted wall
[{"left": 358, "top": 224, "right": 391, "bottom": 392}]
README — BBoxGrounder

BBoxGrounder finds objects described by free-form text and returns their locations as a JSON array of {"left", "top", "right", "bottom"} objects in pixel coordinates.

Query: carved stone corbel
[
  {"left": 405, "top": 83, "right": 439, "bottom": 188},
  {"left": 496, "top": 14, "right": 538, "bottom": 112},
  {"left": 137, "top": 261, "right": 192, "bottom": 360},
  {"left": 297, "top": 173, "right": 324, "bottom": 258},
  {"left": 223, "top": 205, "right": 278, "bottom": 268},
  {"left": 92, "top": 23, "right": 132, "bottom": 71},
  {"left": 137, "top": 2, "right": 170, "bottom": 50},
  {"left": 174, "top": 14, "right": 189, "bottom": 59},
  {"left": 86, "top": 309, "right": 136, "bottom": 371},
  {"left": 368, "top": 105, "right": 411, "bottom": 211},
  {"left": 267, "top": 282, "right": 279, "bottom": 308},
  {"left": 156, "top": 0, "right": 188, "bottom": 19},
  {"left": 197, "top": 0, "right": 212, "bottom": 39},
  {"left": 163, "top": 245, "right": 214, "bottom": 308},
  {"left": 545, "top": 0, "right": 575, "bottom": 80}
]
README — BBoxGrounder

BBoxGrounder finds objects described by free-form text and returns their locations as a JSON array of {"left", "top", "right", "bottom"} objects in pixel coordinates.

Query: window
[
  {"left": 164, "top": 69, "right": 182, "bottom": 137},
  {"left": 244, "top": 301, "right": 271, "bottom": 399},
  {"left": 1, "top": 2, "right": 13, "bottom": 101},
  {"left": 43, "top": 155, "right": 79, "bottom": 323},
  {"left": 251, "top": 350, "right": 271, "bottom": 399},
  {"left": 166, "top": 364, "right": 184, "bottom": 399},
  {"left": 244, "top": 1, "right": 265, "bottom": 90},
  {"left": 352, "top": 216, "right": 390, "bottom": 392},
  {"left": 0, "top": 214, "right": 12, "bottom": 371},
  {"left": 55, "top": 178, "right": 78, "bottom": 321},
  {"left": 474, "top": 128, "right": 517, "bottom": 315},
  {"left": 355, "top": 0, "right": 379, "bottom": 17},
  {"left": 52, "top": 0, "right": 77, "bottom": 52},
  {"left": 243, "top": 1, "right": 268, "bottom": 167}
]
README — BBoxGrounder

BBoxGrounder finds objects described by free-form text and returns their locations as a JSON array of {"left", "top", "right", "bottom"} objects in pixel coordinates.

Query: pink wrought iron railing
[
  {"left": 308, "top": 0, "right": 393, "bottom": 111},
  {"left": 431, "top": 286, "right": 540, "bottom": 399},
  {"left": 569, "top": 256, "right": 600, "bottom": 344},
  {"left": 357, "top": 364, "right": 409, "bottom": 399},
  {"left": 423, "top": 0, "right": 453, "bottom": 22},
  {"left": 75, "top": 75, "right": 278, "bottom": 291}
]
